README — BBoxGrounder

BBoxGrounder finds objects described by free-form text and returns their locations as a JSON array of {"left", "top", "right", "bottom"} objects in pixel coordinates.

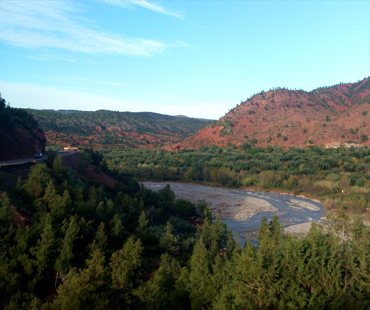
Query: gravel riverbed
[{"left": 143, "top": 182, "right": 325, "bottom": 241}]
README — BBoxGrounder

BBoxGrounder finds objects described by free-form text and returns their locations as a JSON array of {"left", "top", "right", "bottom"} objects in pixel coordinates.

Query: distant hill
[
  {"left": 0, "top": 95, "right": 46, "bottom": 160},
  {"left": 26, "top": 109, "right": 212, "bottom": 149},
  {"left": 180, "top": 77, "right": 370, "bottom": 149}
]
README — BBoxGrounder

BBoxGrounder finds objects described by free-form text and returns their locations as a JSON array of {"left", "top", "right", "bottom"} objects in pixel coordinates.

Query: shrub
[{"left": 361, "top": 134, "right": 368, "bottom": 142}]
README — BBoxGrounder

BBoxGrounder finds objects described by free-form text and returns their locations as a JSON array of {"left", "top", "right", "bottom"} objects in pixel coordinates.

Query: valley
[
  {"left": 143, "top": 182, "right": 325, "bottom": 244},
  {"left": 2, "top": 78, "right": 370, "bottom": 309},
  {"left": 2, "top": 0, "right": 370, "bottom": 307}
]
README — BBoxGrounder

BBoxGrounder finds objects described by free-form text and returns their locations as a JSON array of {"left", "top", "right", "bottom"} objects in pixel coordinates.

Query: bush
[{"left": 361, "top": 134, "right": 368, "bottom": 142}]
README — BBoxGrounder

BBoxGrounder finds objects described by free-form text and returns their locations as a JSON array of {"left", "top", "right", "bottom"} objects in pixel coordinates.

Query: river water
[{"left": 143, "top": 182, "right": 325, "bottom": 245}]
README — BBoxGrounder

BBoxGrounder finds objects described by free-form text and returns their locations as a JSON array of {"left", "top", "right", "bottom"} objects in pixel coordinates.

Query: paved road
[{"left": 0, "top": 152, "right": 75, "bottom": 167}]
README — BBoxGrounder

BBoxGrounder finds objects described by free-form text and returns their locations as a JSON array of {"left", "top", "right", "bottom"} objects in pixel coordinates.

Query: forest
[{"left": 1, "top": 148, "right": 370, "bottom": 309}]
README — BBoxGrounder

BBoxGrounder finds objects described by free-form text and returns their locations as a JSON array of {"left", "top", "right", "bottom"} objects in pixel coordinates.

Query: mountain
[
  {"left": 26, "top": 109, "right": 212, "bottom": 149},
  {"left": 0, "top": 95, "right": 46, "bottom": 160},
  {"left": 180, "top": 77, "right": 370, "bottom": 149}
]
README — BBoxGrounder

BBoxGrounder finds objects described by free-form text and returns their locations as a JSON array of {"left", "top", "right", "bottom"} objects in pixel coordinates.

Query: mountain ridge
[
  {"left": 179, "top": 77, "right": 370, "bottom": 149},
  {"left": 27, "top": 109, "right": 212, "bottom": 149}
]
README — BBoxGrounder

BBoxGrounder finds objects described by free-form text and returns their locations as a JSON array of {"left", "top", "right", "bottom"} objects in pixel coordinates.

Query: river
[{"left": 143, "top": 182, "right": 325, "bottom": 245}]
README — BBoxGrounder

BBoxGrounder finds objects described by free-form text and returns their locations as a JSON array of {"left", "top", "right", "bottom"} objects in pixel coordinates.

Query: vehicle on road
[{"left": 33, "top": 153, "right": 43, "bottom": 158}]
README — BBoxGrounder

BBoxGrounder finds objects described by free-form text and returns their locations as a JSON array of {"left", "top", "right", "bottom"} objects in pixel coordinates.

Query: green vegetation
[
  {"left": 0, "top": 94, "right": 39, "bottom": 130},
  {"left": 2, "top": 151, "right": 370, "bottom": 308},
  {"left": 102, "top": 145, "right": 370, "bottom": 214},
  {"left": 26, "top": 109, "right": 211, "bottom": 148},
  {"left": 0, "top": 150, "right": 202, "bottom": 308},
  {"left": 0, "top": 94, "right": 45, "bottom": 160}
]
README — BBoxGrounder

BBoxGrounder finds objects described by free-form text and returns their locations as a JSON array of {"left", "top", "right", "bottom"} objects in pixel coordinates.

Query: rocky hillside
[
  {"left": 180, "top": 77, "right": 370, "bottom": 149},
  {"left": 26, "top": 109, "right": 212, "bottom": 149},
  {"left": 0, "top": 95, "right": 46, "bottom": 160}
]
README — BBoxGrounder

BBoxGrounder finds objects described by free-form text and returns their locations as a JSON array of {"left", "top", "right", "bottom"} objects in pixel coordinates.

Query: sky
[{"left": 1, "top": 0, "right": 370, "bottom": 119}]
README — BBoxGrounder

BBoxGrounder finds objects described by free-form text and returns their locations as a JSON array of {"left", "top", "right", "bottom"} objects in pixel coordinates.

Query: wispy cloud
[
  {"left": 0, "top": 1, "right": 172, "bottom": 56},
  {"left": 50, "top": 77, "right": 124, "bottom": 90},
  {"left": 99, "top": 0, "right": 183, "bottom": 19},
  {"left": 27, "top": 54, "right": 77, "bottom": 63}
]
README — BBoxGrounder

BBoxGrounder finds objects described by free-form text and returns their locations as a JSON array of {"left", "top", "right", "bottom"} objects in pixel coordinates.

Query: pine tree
[
  {"left": 159, "top": 222, "right": 178, "bottom": 252},
  {"left": 137, "top": 211, "right": 149, "bottom": 242},
  {"left": 187, "top": 237, "right": 214, "bottom": 309},
  {"left": 30, "top": 213, "right": 55, "bottom": 273},
  {"left": 90, "top": 222, "right": 108, "bottom": 255},
  {"left": 22, "top": 164, "right": 51, "bottom": 199},
  {"left": 52, "top": 249, "right": 109, "bottom": 310},
  {"left": 109, "top": 236, "right": 144, "bottom": 291},
  {"left": 55, "top": 216, "right": 80, "bottom": 275},
  {"left": 143, "top": 253, "right": 181, "bottom": 309}
]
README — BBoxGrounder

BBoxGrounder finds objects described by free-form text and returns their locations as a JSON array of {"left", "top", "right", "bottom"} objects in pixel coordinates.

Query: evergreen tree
[
  {"left": 159, "top": 222, "right": 178, "bottom": 252},
  {"left": 30, "top": 213, "right": 55, "bottom": 273},
  {"left": 143, "top": 253, "right": 181, "bottom": 310},
  {"left": 52, "top": 250, "right": 110, "bottom": 310},
  {"left": 109, "top": 236, "right": 144, "bottom": 291},
  {"left": 137, "top": 210, "right": 149, "bottom": 242},
  {"left": 55, "top": 216, "right": 80, "bottom": 275},
  {"left": 187, "top": 237, "right": 214, "bottom": 309},
  {"left": 90, "top": 222, "right": 108, "bottom": 255},
  {"left": 22, "top": 164, "right": 51, "bottom": 200}
]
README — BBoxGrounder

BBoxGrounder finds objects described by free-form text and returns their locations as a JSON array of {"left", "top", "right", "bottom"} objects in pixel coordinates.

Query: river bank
[{"left": 143, "top": 181, "right": 326, "bottom": 242}]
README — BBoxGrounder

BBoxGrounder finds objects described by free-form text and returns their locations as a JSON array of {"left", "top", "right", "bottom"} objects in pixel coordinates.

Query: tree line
[{"left": 101, "top": 145, "right": 370, "bottom": 215}]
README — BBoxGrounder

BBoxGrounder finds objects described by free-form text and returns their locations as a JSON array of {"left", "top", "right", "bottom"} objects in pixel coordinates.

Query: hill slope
[
  {"left": 180, "top": 77, "right": 370, "bottom": 149},
  {"left": 26, "top": 109, "right": 212, "bottom": 149},
  {"left": 0, "top": 95, "right": 45, "bottom": 160}
]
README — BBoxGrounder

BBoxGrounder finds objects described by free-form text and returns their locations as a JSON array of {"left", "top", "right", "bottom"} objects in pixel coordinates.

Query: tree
[
  {"left": 340, "top": 175, "right": 351, "bottom": 193},
  {"left": 52, "top": 250, "right": 109, "bottom": 310},
  {"left": 186, "top": 237, "right": 214, "bottom": 309},
  {"left": 30, "top": 213, "right": 55, "bottom": 273},
  {"left": 55, "top": 216, "right": 80, "bottom": 275},
  {"left": 361, "top": 134, "right": 368, "bottom": 142},
  {"left": 0, "top": 94, "right": 6, "bottom": 110},
  {"left": 143, "top": 253, "right": 181, "bottom": 309},
  {"left": 109, "top": 236, "right": 144, "bottom": 291},
  {"left": 159, "top": 222, "right": 178, "bottom": 252},
  {"left": 90, "top": 222, "right": 108, "bottom": 255},
  {"left": 22, "top": 164, "right": 51, "bottom": 200}
]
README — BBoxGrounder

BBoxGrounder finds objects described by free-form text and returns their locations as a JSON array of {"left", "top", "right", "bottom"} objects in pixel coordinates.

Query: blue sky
[{"left": 1, "top": 0, "right": 370, "bottom": 119}]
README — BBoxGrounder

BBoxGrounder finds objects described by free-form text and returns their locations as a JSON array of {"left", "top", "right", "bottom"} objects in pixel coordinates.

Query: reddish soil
[{"left": 179, "top": 77, "right": 370, "bottom": 149}]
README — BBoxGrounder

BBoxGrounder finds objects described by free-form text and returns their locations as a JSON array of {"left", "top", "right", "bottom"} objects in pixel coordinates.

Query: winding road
[{"left": 0, "top": 152, "right": 76, "bottom": 168}]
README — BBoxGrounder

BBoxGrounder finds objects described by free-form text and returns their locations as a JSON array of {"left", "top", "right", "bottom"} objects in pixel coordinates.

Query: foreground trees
[{"left": 2, "top": 151, "right": 370, "bottom": 309}]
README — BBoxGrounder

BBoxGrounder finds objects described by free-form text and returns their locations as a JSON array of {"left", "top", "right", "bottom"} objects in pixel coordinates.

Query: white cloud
[
  {"left": 0, "top": 1, "right": 171, "bottom": 56},
  {"left": 0, "top": 81, "right": 227, "bottom": 119},
  {"left": 100, "top": 0, "right": 183, "bottom": 19}
]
